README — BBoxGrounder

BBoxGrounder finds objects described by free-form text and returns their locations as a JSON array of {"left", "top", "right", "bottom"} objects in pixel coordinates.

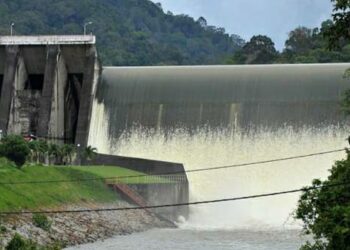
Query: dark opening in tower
[
  {"left": 0, "top": 75, "right": 3, "bottom": 97},
  {"left": 25, "top": 74, "right": 44, "bottom": 91},
  {"left": 64, "top": 73, "right": 83, "bottom": 143}
]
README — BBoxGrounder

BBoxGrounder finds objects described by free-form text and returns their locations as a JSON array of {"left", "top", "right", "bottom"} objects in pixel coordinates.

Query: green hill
[{"left": 0, "top": 0, "right": 242, "bottom": 66}]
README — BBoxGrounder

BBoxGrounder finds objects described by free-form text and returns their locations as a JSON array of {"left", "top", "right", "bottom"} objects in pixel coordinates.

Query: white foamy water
[
  {"left": 88, "top": 102, "right": 347, "bottom": 230},
  {"left": 67, "top": 229, "right": 308, "bottom": 250}
]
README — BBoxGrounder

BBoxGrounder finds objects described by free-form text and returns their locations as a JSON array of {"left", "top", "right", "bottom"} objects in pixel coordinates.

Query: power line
[
  {"left": 0, "top": 148, "right": 345, "bottom": 185},
  {"left": 1, "top": 181, "right": 349, "bottom": 215}
]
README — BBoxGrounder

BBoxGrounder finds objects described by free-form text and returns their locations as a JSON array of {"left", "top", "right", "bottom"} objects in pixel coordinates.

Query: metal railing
[
  {"left": 0, "top": 35, "right": 96, "bottom": 45},
  {"left": 106, "top": 174, "right": 188, "bottom": 184}
]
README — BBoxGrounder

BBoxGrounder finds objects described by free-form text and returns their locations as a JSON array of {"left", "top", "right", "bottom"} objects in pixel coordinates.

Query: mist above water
[{"left": 89, "top": 101, "right": 347, "bottom": 229}]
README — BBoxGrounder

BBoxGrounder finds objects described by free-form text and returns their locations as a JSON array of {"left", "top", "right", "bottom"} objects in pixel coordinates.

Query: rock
[{"left": 0, "top": 201, "right": 172, "bottom": 249}]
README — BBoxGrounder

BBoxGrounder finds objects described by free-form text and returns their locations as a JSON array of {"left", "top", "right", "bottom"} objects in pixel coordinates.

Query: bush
[
  {"left": 296, "top": 150, "right": 350, "bottom": 249},
  {"left": 32, "top": 214, "right": 51, "bottom": 231},
  {"left": 5, "top": 233, "right": 37, "bottom": 250},
  {"left": 0, "top": 225, "right": 6, "bottom": 233},
  {"left": 0, "top": 135, "right": 30, "bottom": 168}
]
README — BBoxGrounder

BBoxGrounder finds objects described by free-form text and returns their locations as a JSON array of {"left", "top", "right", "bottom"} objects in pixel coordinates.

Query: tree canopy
[
  {"left": 227, "top": 35, "right": 277, "bottom": 64},
  {"left": 325, "top": 0, "right": 350, "bottom": 49},
  {"left": 226, "top": 20, "right": 350, "bottom": 65},
  {"left": 0, "top": 0, "right": 243, "bottom": 66}
]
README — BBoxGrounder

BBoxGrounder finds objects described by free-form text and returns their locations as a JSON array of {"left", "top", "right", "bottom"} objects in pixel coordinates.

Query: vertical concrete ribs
[
  {"left": 0, "top": 36, "right": 100, "bottom": 147},
  {"left": 0, "top": 46, "right": 19, "bottom": 133}
]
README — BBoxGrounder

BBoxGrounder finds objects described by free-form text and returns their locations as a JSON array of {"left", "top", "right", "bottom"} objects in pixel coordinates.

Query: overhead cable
[
  {"left": 0, "top": 148, "right": 345, "bottom": 185},
  {"left": 1, "top": 180, "right": 349, "bottom": 215}
]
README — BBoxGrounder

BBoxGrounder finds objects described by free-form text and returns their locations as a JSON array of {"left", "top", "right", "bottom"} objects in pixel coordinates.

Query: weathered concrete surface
[
  {"left": 75, "top": 46, "right": 100, "bottom": 148},
  {"left": 37, "top": 46, "right": 60, "bottom": 139},
  {"left": 7, "top": 56, "right": 28, "bottom": 134},
  {"left": 129, "top": 183, "right": 189, "bottom": 221},
  {"left": 88, "top": 153, "right": 190, "bottom": 220},
  {"left": 0, "top": 46, "right": 19, "bottom": 134},
  {"left": 0, "top": 36, "right": 99, "bottom": 145},
  {"left": 91, "top": 153, "right": 187, "bottom": 175}
]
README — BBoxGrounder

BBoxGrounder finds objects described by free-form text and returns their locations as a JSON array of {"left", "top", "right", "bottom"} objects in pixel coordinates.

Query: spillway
[{"left": 88, "top": 64, "right": 350, "bottom": 229}]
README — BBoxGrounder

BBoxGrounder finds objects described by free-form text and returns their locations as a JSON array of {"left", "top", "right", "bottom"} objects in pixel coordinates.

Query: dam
[
  {"left": 89, "top": 63, "right": 350, "bottom": 228},
  {"left": 1, "top": 35, "right": 349, "bottom": 228}
]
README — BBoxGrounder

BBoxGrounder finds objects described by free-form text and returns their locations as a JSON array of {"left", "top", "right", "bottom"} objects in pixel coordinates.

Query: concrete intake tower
[{"left": 0, "top": 35, "right": 100, "bottom": 148}]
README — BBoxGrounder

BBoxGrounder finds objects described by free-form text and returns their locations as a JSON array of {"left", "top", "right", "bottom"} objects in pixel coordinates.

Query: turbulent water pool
[{"left": 67, "top": 229, "right": 308, "bottom": 250}]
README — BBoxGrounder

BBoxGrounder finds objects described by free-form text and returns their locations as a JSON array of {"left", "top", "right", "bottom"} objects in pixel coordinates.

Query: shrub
[
  {"left": 296, "top": 150, "right": 350, "bottom": 249},
  {"left": 32, "top": 214, "right": 51, "bottom": 231},
  {"left": 0, "top": 135, "right": 30, "bottom": 168},
  {"left": 5, "top": 233, "right": 37, "bottom": 250}
]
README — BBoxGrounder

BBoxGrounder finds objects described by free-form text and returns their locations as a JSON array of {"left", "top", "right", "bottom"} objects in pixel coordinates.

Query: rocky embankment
[{"left": 0, "top": 201, "right": 172, "bottom": 249}]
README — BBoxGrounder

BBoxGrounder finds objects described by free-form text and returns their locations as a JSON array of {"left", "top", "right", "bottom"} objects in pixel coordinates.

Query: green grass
[
  {"left": 69, "top": 166, "right": 172, "bottom": 184},
  {"left": 0, "top": 159, "right": 168, "bottom": 211}
]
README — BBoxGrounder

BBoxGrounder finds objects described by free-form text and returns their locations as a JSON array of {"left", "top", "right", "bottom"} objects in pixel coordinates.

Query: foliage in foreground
[
  {"left": 32, "top": 214, "right": 52, "bottom": 231},
  {"left": 325, "top": 0, "right": 350, "bottom": 49},
  {"left": 0, "top": 134, "right": 99, "bottom": 167},
  {"left": 295, "top": 150, "right": 350, "bottom": 249},
  {"left": 6, "top": 234, "right": 37, "bottom": 250},
  {"left": 0, "top": 135, "right": 30, "bottom": 167},
  {"left": 5, "top": 233, "right": 62, "bottom": 250}
]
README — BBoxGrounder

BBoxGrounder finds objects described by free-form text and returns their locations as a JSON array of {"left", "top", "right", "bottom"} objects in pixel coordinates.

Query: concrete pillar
[
  {"left": 75, "top": 46, "right": 100, "bottom": 149},
  {"left": 48, "top": 51, "right": 67, "bottom": 143},
  {"left": 7, "top": 56, "right": 28, "bottom": 134},
  {"left": 37, "top": 46, "right": 59, "bottom": 138},
  {"left": 0, "top": 46, "right": 20, "bottom": 134}
]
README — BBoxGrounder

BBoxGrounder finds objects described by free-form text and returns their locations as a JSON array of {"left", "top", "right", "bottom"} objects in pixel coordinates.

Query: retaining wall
[{"left": 88, "top": 153, "right": 189, "bottom": 221}]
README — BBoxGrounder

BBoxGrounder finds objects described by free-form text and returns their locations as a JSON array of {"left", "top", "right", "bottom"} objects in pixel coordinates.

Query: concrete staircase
[
  {"left": 107, "top": 182, "right": 148, "bottom": 208},
  {"left": 107, "top": 182, "right": 176, "bottom": 227}
]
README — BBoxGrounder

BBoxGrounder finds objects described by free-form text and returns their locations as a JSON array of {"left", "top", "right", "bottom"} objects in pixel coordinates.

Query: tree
[
  {"left": 197, "top": 17, "right": 207, "bottom": 28},
  {"left": 28, "top": 140, "right": 40, "bottom": 163},
  {"left": 229, "top": 35, "right": 278, "bottom": 64},
  {"left": 84, "top": 146, "right": 98, "bottom": 161},
  {"left": 0, "top": 135, "right": 30, "bottom": 168},
  {"left": 285, "top": 27, "right": 317, "bottom": 54},
  {"left": 60, "top": 144, "right": 75, "bottom": 165},
  {"left": 296, "top": 151, "right": 350, "bottom": 249},
  {"left": 277, "top": 20, "right": 350, "bottom": 64},
  {"left": 0, "top": 0, "right": 242, "bottom": 66},
  {"left": 48, "top": 143, "right": 60, "bottom": 165},
  {"left": 28, "top": 140, "right": 48, "bottom": 164},
  {"left": 324, "top": 0, "right": 350, "bottom": 49}
]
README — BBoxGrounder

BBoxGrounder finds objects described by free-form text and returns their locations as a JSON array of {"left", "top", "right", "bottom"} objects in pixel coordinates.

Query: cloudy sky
[{"left": 152, "top": 0, "right": 333, "bottom": 50}]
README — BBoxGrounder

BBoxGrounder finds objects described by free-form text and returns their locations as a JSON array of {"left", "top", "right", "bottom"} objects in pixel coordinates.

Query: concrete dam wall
[
  {"left": 95, "top": 64, "right": 350, "bottom": 141},
  {"left": 88, "top": 63, "right": 350, "bottom": 227}
]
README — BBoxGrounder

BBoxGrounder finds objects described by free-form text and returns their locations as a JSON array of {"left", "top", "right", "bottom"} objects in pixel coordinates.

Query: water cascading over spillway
[{"left": 89, "top": 64, "right": 350, "bottom": 229}]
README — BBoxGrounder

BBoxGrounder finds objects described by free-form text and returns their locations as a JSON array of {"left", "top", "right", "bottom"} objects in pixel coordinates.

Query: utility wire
[
  {"left": 0, "top": 180, "right": 349, "bottom": 215},
  {"left": 0, "top": 148, "right": 345, "bottom": 185}
]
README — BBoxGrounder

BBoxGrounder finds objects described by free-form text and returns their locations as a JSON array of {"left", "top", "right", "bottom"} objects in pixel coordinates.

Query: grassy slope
[
  {"left": 70, "top": 166, "right": 172, "bottom": 184},
  {"left": 0, "top": 159, "right": 165, "bottom": 211}
]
